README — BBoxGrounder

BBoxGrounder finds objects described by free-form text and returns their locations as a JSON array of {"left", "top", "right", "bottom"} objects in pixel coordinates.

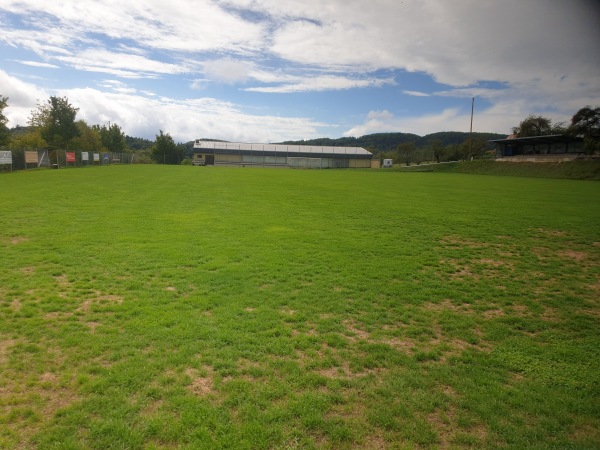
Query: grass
[
  {"left": 399, "top": 159, "right": 600, "bottom": 180},
  {"left": 1, "top": 165, "right": 599, "bottom": 449}
]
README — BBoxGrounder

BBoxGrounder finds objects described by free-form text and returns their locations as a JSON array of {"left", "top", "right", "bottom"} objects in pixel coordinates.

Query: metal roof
[
  {"left": 193, "top": 140, "right": 372, "bottom": 156},
  {"left": 489, "top": 134, "right": 583, "bottom": 146}
]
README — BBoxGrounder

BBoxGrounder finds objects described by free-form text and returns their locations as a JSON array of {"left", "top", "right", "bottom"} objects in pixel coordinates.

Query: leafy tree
[
  {"left": 94, "top": 123, "right": 127, "bottom": 153},
  {"left": 0, "top": 95, "right": 10, "bottom": 147},
  {"left": 512, "top": 114, "right": 565, "bottom": 137},
  {"left": 8, "top": 127, "right": 47, "bottom": 150},
  {"left": 72, "top": 121, "right": 104, "bottom": 154},
  {"left": 151, "top": 130, "right": 183, "bottom": 164},
  {"left": 29, "top": 96, "right": 80, "bottom": 149},
  {"left": 568, "top": 105, "right": 600, "bottom": 154},
  {"left": 428, "top": 139, "right": 444, "bottom": 163},
  {"left": 460, "top": 137, "right": 487, "bottom": 160},
  {"left": 396, "top": 141, "right": 417, "bottom": 166}
]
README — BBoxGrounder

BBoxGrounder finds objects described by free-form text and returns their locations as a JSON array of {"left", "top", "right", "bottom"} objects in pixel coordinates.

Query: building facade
[{"left": 192, "top": 141, "right": 373, "bottom": 169}]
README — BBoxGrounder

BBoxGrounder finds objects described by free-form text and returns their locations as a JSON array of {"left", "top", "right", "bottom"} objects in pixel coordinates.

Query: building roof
[
  {"left": 193, "top": 140, "right": 371, "bottom": 156},
  {"left": 489, "top": 134, "right": 583, "bottom": 146}
]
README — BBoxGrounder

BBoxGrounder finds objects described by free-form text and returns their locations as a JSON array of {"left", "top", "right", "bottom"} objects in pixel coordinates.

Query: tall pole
[
  {"left": 470, "top": 97, "right": 474, "bottom": 135},
  {"left": 469, "top": 97, "right": 474, "bottom": 159}
]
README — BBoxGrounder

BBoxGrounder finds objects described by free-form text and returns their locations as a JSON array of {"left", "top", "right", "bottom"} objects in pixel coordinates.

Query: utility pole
[{"left": 469, "top": 97, "right": 475, "bottom": 159}]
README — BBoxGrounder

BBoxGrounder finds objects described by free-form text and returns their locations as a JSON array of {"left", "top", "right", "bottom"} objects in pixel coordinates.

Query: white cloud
[
  {"left": 245, "top": 75, "right": 394, "bottom": 93},
  {"left": 0, "top": 68, "right": 330, "bottom": 142},
  {"left": 0, "top": 69, "right": 47, "bottom": 126},
  {"left": 201, "top": 58, "right": 254, "bottom": 84},
  {"left": 14, "top": 60, "right": 60, "bottom": 69},
  {"left": 1, "top": 0, "right": 598, "bottom": 140},
  {"left": 344, "top": 108, "right": 516, "bottom": 138},
  {"left": 0, "top": 0, "right": 266, "bottom": 53},
  {"left": 62, "top": 88, "right": 330, "bottom": 143},
  {"left": 402, "top": 90, "right": 430, "bottom": 97},
  {"left": 55, "top": 49, "right": 185, "bottom": 78}
]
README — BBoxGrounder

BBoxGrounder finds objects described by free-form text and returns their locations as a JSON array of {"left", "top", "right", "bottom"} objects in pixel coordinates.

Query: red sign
[{"left": 66, "top": 152, "right": 76, "bottom": 163}]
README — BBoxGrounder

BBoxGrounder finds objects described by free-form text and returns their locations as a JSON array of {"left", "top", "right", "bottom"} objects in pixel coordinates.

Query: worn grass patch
[{"left": 1, "top": 165, "right": 599, "bottom": 449}]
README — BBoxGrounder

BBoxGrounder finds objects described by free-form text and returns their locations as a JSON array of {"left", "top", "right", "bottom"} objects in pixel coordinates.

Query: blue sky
[{"left": 1, "top": 0, "right": 599, "bottom": 143}]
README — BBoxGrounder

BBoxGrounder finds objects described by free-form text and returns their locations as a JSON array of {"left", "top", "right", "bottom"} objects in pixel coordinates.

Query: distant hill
[
  {"left": 11, "top": 126, "right": 507, "bottom": 155},
  {"left": 278, "top": 131, "right": 507, "bottom": 153},
  {"left": 125, "top": 135, "right": 153, "bottom": 150}
]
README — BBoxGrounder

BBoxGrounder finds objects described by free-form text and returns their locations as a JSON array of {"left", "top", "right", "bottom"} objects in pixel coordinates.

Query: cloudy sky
[{"left": 1, "top": 0, "right": 599, "bottom": 143}]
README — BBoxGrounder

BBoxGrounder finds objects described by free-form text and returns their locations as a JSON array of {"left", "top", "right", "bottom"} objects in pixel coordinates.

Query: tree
[
  {"left": 460, "top": 137, "right": 487, "bottom": 160},
  {"left": 568, "top": 105, "right": 600, "bottom": 154},
  {"left": 8, "top": 127, "right": 47, "bottom": 150},
  {"left": 428, "top": 139, "right": 444, "bottom": 163},
  {"left": 29, "top": 96, "right": 80, "bottom": 149},
  {"left": 72, "top": 121, "right": 104, "bottom": 154},
  {"left": 512, "top": 114, "right": 565, "bottom": 137},
  {"left": 94, "top": 122, "right": 127, "bottom": 153},
  {"left": 151, "top": 130, "right": 183, "bottom": 164},
  {"left": 0, "top": 95, "right": 10, "bottom": 147},
  {"left": 396, "top": 141, "right": 417, "bottom": 166}
]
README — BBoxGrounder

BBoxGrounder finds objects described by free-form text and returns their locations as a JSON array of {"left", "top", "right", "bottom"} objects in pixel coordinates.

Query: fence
[{"left": 0, "top": 149, "right": 139, "bottom": 172}]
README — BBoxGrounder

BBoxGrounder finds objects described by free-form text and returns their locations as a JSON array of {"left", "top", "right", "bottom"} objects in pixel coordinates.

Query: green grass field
[{"left": 1, "top": 165, "right": 599, "bottom": 449}]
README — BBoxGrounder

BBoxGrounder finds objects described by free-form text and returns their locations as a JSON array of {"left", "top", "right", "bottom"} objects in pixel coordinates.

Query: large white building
[{"left": 192, "top": 140, "right": 373, "bottom": 169}]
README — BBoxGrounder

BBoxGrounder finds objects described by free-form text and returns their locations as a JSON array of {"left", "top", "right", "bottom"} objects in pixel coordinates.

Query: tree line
[
  {"left": 281, "top": 108, "right": 600, "bottom": 165},
  {"left": 0, "top": 95, "right": 189, "bottom": 167},
  {"left": 1, "top": 94, "right": 598, "bottom": 168}
]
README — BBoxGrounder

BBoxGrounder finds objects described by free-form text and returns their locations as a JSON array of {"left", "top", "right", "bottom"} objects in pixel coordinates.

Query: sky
[{"left": 1, "top": 0, "right": 599, "bottom": 144}]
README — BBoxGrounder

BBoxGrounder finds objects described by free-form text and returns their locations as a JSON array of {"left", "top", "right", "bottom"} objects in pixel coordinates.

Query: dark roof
[{"left": 489, "top": 134, "right": 583, "bottom": 146}]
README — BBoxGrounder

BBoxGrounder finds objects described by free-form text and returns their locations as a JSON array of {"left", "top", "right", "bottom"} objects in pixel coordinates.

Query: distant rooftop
[{"left": 193, "top": 140, "right": 371, "bottom": 156}]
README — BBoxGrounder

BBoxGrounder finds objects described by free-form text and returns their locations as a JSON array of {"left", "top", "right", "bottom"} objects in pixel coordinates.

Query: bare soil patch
[{"left": 185, "top": 367, "right": 215, "bottom": 397}]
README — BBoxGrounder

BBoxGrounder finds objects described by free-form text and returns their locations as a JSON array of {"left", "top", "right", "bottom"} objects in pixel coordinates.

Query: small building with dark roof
[
  {"left": 489, "top": 134, "right": 584, "bottom": 162},
  {"left": 192, "top": 140, "right": 373, "bottom": 169}
]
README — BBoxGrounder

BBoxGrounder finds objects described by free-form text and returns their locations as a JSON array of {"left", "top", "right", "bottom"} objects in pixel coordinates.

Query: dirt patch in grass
[
  {"left": 53, "top": 274, "right": 71, "bottom": 286},
  {"left": 440, "top": 235, "right": 489, "bottom": 249},
  {"left": 558, "top": 250, "right": 589, "bottom": 262},
  {"left": 185, "top": 367, "right": 215, "bottom": 397},
  {"left": 1, "top": 363, "right": 78, "bottom": 448},
  {"left": 570, "top": 420, "right": 600, "bottom": 445},
  {"left": 0, "top": 338, "right": 17, "bottom": 364},
  {"left": 86, "top": 321, "right": 101, "bottom": 333},
  {"left": 536, "top": 228, "right": 569, "bottom": 238},
  {"left": 76, "top": 292, "right": 123, "bottom": 313},
  {"left": 9, "top": 236, "right": 29, "bottom": 245},
  {"left": 477, "top": 258, "right": 505, "bottom": 267},
  {"left": 315, "top": 361, "right": 381, "bottom": 379},
  {"left": 344, "top": 320, "right": 371, "bottom": 341},
  {"left": 482, "top": 309, "right": 505, "bottom": 319},
  {"left": 424, "top": 299, "right": 473, "bottom": 313},
  {"left": 383, "top": 337, "right": 416, "bottom": 354},
  {"left": 443, "top": 260, "right": 480, "bottom": 281},
  {"left": 44, "top": 311, "right": 73, "bottom": 320},
  {"left": 427, "top": 401, "right": 488, "bottom": 449}
]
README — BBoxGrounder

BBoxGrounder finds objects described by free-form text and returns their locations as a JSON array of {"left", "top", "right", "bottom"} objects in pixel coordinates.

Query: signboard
[
  {"left": 93, "top": 153, "right": 100, "bottom": 162},
  {"left": 81, "top": 152, "right": 89, "bottom": 161},
  {"left": 0, "top": 151, "right": 12, "bottom": 164},
  {"left": 25, "top": 151, "right": 38, "bottom": 164},
  {"left": 103, "top": 153, "right": 109, "bottom": 163},
  {"left": 66, "top": 152, "right": 76, "bottom": 163}
]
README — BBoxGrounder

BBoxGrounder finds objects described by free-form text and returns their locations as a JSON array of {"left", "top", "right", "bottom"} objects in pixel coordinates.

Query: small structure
[
  {"left": 490, "top": 135, "right": 584, "bottom": 162},
  {"left": 192, "top": 141, "right": 372, "bottom": 169},
  {"left": 382, "top": 159, "right": 393, "bottom": 168}
]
